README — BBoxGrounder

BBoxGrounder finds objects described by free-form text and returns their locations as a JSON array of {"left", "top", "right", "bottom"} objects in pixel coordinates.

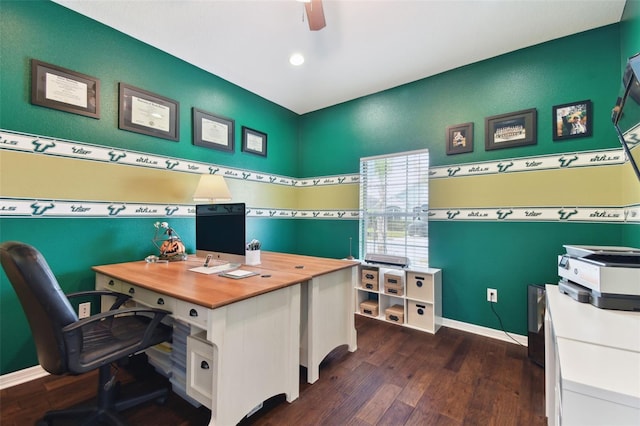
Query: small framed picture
[
  {"left": 118, "top": 83, "right": 179, "bottom": 141},
  {"left": 30, "top": 59, "right": 100, "bottom": 119},
  {"left": 192, "top": 108, "right": 234, "bottom": 152},
  {"left": 485, "top": 108, "right": 537, "bottom": 151},
  {"left": 552, "top": 100, "right": 592, "bottom": 141},
  {"left": 241, "top": 126, "right": 267, "bottom": 157},
  {"left": 446, "top": 122, "right": 474, "bottom": 155}
]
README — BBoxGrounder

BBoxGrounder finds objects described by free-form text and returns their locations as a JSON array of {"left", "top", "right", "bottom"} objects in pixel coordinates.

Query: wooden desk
[
  {"left": 259, "top": 252, "right": 359, "bottom": 383},
  {"left": 93, "top": 252, "right": 358, "bottom": 425},
  {"left": 94, "top": 257, "right": 303, "bottom": 426}
]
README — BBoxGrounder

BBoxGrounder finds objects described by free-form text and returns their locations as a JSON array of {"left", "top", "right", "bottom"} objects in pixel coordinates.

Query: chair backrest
[{"left": 0, "top": 241, "right": 78, "bottom": 375}]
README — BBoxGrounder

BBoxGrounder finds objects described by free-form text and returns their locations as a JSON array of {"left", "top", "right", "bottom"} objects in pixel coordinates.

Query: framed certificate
[
  {"left": 118, "top": 83, "right": 179, "bottom": 141},
  {"left": 193, "top": 108, "right": 234, "bottom": 152},
  {"left": 241, "top": 126, "right": 267, "bottom": 157},
  {"left": 31, "top": 59, "right": 100, "bottom": 119}
]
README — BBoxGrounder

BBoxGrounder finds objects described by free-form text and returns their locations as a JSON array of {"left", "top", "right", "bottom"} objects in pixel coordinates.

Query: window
[{"left": 359, "top": 149, "right": 429, "bottom": 267}]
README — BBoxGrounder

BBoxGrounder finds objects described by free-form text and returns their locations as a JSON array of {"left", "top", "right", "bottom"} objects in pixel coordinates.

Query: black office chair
[{"left": 0, "top": 241, "right": 173, "bottom": 425}]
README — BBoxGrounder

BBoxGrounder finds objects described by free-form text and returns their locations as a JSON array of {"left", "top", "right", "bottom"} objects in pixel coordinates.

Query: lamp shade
[{"left": 193, "top": 175, "right": 232, "bottom": 202}]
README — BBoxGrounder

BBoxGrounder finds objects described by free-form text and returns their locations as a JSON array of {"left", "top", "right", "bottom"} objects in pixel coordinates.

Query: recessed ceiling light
[{"left": 289, "top": 53, "right": 305, "bottom": 66}]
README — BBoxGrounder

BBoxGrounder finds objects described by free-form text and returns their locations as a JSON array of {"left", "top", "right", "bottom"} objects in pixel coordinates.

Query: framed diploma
[
  {"left": 30, "top": 59, "right": 100, "bottom": 119},
  {"left": 241, "top": 126, "right": 267, "bottom": 157},
  {"left": 192, "top": 108, "right": 235, "bottom": 152},
  {"left": 118, "top": 83, "right": 179, "bottom": 141}
]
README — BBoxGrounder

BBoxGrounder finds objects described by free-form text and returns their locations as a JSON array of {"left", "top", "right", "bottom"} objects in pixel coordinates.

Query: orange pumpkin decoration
[{"left": 159, "top": 239, "right": 186, "bottom": 255}]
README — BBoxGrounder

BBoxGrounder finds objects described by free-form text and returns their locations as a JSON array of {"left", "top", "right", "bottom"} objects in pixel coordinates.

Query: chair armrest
[
  {"left": 62, "top": 306, "right": 170, "bottom": 332},
  {"left": 66, "top": 290, "right": 131, "bottom": 310}
]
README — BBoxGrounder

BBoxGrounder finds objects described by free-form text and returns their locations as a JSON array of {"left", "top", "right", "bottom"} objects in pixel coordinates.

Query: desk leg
[
  {"left": 204, "top": 284, "right": 300, "bottom": 426},
  {"left": 302, "top": 267, "right": 358, "bottom": 384}
]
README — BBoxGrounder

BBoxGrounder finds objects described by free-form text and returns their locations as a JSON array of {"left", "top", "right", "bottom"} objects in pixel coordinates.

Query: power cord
[{"left": 489, "top": 300, "right": 526, "bottom": 347}]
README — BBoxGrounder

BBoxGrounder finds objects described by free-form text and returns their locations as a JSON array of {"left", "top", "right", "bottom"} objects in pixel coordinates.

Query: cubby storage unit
[{"left": 355, "top": 264, "right": 442, "bottom": 334}]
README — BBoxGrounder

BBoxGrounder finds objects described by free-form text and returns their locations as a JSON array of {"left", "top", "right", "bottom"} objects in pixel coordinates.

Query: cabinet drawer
[
  {"left": 361, "top": 269, "right": 378, "bottom": 283},
  {"left": 407, "top": 300, "right": 434, "bottom": 331},
  {"left": 175, "top": 300, "right": 208, "bottom": 328},
  {"left": 186, "top": 333, "right": 216, "bottom": 409},
  {"left": 362, "top": 280, "right": 379, "bottom": 291},
  {"left": 406, "top": 272, "right": 433, "bottom": 302}
]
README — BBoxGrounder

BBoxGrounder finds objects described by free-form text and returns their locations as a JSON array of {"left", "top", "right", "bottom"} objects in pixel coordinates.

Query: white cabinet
[
  {"left": 355, "top": 265, "right": 442, "bottom": 334},
  {"left": 545, "top": 285, "right": 640, "bottom": 425},
  {"left": 186, "top": 332, "right": 216, "bottom": 409}
]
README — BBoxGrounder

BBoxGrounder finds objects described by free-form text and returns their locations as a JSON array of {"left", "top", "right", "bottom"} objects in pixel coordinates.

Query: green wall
[
  {"left": 0, "top": 0, "right": 301, "bottom": 374},
  {"left": 298, "top": 21, "right": 638, "bottom": 340},
  {"left": 1, "top": 0, "right": 639, "bottom": 375}
]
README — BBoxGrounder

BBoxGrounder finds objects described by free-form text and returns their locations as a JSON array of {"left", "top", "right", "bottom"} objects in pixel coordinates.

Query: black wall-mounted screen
[{"left": 195, "top": 203, "right": 246, "bottom": 264}]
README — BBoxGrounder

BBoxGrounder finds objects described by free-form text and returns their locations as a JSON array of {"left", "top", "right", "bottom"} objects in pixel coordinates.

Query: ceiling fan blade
[{"left": 305, "top": 0, "right": 326, "bottom": 31}]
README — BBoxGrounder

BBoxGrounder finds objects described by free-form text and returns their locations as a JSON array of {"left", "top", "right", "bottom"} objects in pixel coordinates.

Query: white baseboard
[
  {"left": 442, "top": 317, "right": 528, "bottom": 346},
  {"left": 0, "top": 318, "right": 527, "bottom": 390},
  {"left": 0, "top": 365, "right": 48, "bottom": 390}
]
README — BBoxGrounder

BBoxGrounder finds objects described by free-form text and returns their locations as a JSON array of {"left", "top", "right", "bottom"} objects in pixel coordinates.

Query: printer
[{"left": 558, "top": 245, "right": 640, "bottom": 311}]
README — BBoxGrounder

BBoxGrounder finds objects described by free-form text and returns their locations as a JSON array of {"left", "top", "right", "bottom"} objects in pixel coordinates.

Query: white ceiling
[{"left": 53, "top": 0, "right": 627, "bottom": 115}]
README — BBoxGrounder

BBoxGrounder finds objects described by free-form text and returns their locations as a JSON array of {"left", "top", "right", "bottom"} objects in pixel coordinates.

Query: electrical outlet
[
  {"left": 79, "top": 302, "right": 91, "bottom": 319},
  {"left": 487, "top": 288, "right": 498, "bottom": 303}
]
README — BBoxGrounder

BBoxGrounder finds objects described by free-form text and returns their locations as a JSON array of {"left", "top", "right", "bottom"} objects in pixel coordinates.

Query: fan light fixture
[
  {"left": 289, "top": 53, "right": 305, "bottom": 66},
  {"left": 193, "top": 175, "right": 232, "bottom": 202}
]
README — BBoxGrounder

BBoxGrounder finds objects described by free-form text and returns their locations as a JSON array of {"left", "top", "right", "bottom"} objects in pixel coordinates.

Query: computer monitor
[{"left": 195, "top": 203, "right": 246, "bottom": 264}]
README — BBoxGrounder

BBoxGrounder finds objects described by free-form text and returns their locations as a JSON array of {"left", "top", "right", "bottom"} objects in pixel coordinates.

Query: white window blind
[{"left": 359, "top": 149, "right": 429, "bottom": 267}]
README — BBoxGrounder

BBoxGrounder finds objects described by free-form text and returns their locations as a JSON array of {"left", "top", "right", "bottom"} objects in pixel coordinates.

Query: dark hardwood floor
[{"left": 1, "top": 316, "right": 546, "bottom": 425}]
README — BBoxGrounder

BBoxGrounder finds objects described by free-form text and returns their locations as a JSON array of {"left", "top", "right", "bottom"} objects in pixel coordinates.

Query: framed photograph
[
  {"left": 446, "top": 122, "right": 474, "bottom": 155},
  {"left": 192, "top": 108, "right": 234, "bottom": 152},
  {"left": 552, "top": 100, "right": 592, "bottom": 141},
  {"left": 485, "top": 108, "right": 537, "bottom": 151},
  {"left": 118, "top": 83, "right": 179, "bottom": 141},
  {"left": 241, "top": 126, "right": 267, "bottom": 157},
  {"left": 30, "top": 59, "right": 100, "bottom": 119}
]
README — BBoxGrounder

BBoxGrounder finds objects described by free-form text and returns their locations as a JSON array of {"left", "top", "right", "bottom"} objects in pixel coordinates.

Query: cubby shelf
[{"left": 356, "top": 264, "right": 442, "bottom": 334}]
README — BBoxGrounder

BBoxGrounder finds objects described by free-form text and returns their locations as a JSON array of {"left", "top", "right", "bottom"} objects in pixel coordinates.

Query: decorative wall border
[
  {"left": 430, "top": 148, "right": 626, "bottom": 178},
  {"left": 1, "top": 197, "right": 637, "bottom": 224},
  {"left": 1, "top": 129, "right": 638, "bottom": 224},
  {"left": 0, "top": 129, "right": 354, "bottom": 187},
  {"left": 428, "top": 205, "right": 639, "bottom": 223},
  {"left": 1, "top": 128, "right": 632, "bottom": 186}
]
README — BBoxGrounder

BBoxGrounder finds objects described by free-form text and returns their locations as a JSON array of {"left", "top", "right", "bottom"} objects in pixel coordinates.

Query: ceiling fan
[{"left": 303, "top": 0, "right": 326, "bottom": 31}]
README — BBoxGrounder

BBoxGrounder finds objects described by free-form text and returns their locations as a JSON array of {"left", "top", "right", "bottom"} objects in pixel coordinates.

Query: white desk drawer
[
  {"left": 96, "top": 274, "right": 122, "bottom": 292},
  {"left": 175, "top": 300, "right": 208, "bottom": 328},
  {"left": 186, "top": 333, "right": 216, "bottom": 409},
  {"left": 134, "top": 287, "right": 175, "bottom": 312}
]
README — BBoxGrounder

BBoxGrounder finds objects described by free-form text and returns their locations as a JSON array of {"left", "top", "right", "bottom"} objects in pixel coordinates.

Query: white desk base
[
  {"left": 96, "top": 273, "right": 300, "bottom": 426},
  {"left": 300, "top": 267, "right": 358, "bottom": 384},
  {"left": 201, "top": 284, "right": 300, "bottom": 426}
]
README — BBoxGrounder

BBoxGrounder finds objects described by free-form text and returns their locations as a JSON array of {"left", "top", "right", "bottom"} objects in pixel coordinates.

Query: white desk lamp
[{"left": 193, "top": 175, "right": 232, "bottom": 202}]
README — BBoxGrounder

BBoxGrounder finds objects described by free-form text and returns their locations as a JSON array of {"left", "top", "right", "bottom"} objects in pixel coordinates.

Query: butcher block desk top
[
  {"left": 92, "top": 255, "right": 310, "bottom": 310},
  {"left": 92, "top": 252, "right": 357, "bottom": 310},
  {"left": 259, "top": 251, "right": 358, "bottom": 277}
]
